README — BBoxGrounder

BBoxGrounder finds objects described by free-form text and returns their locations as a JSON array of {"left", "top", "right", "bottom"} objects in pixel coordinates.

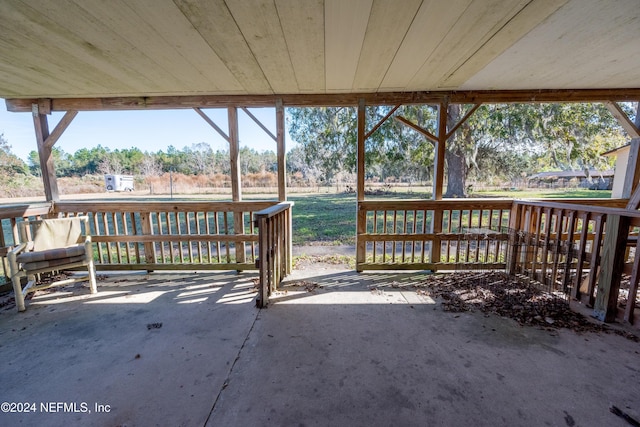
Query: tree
[
  {"left": 287, "top": 102, "right": 628, "bottom": 197},
  {"left": 287, "top": 106, "right": 424, "bottom": 190},
  {"left": 185, "top": 142, "right": 213, "bottom": 175},
  {"left": 287, "top": 107, "right": 357, "bottom": 189},
  {"left": 0, "top": 134, "right": 29, "bottom": 175}
]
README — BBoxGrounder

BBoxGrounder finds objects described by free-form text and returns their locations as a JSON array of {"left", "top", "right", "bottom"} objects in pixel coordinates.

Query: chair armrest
[
  {"left": 8, "top": 242, "right": 29, "bottom": 258},
  {"left": 7, "top": 242, "right": 29, "bottom": 278}
]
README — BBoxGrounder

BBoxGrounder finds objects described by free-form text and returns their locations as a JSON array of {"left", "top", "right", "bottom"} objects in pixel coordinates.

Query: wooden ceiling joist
[
  {"left": 44, "top": 110, "right": 77, "bottom": 149},
  {"left": 394, "top": 116, "right": 438, "bottom": 145},
  {"left": 605, "top": 101, "right": 640, "bottom": 138},
  {"left": 6, "top": 89, "right": 640, "bottom": 113},
  {"left": 193, "top": 107, "right": 230, "bottom": 143}
]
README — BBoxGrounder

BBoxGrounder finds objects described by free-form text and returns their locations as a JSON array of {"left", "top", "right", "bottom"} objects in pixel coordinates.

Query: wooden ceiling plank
[
  {"left": 6, "top": 89, "right": 640, "bottom": 112},
  {"left": 22, "top": 0, "right": 180, "bottom": 93},
  {"left": 408, "top": 0, "right": 528, "bottom": 89},
  {"left": 276, "top": 0, "right": 325, "bottom": 93},
  {"left": 0, "top": 62, "right": 71, "bottom": 96},
  {"left": 440, "top": 0, "right": 570, "bottom": 89},
  {"left": 353, "top": 0, "right": 422, "bottom": 91},
  {"left": 66, "top": 0, "right": 206, "bottom": 91},
  {"left": 174, "top": 0, "right": 271, "bottom": 94},
  {"left": 325, "top": 0, "right": 373, "bottom": 91},
  {"left": 381, "top": 0, "right": 474, "bottom": 90},
  {"left": 0, "top": 1, "right": 133, "bottom": 94},
  {"left": 116, "top": 0, "right": 244, "bottom": 93},
  {"left": 460, "top": 0, "right": 640, "bottom": 91},
  {"left": 225, "top": 0, "right": 298, "bottom": 93}
]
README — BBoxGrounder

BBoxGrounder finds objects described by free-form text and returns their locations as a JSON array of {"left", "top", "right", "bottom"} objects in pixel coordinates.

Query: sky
[{"left": 0, "top": 99, "right": 293, "bottom": 162}]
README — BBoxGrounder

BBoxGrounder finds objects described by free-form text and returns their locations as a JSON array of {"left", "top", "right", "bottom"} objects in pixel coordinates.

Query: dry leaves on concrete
[{"left": 413, "top": 271, "right": 638, "bottom": 341}]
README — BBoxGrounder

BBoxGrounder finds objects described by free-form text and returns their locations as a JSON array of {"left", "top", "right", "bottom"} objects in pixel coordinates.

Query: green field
[{"left": 290, "top": 188, "right": 612, "bottom": 246}]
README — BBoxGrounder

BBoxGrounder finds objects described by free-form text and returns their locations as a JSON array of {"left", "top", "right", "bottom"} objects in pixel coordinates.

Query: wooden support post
[
  {"left": 228, "top": 107, "right": 245, "bottom": 264},
  {"left": 430, "top": 101, "right": 448, "bottom": 264},
  {"left": 257, "top": 216, "right": 269, "bottom": 308},
  {"left": 276, "top": 99, "right": 286, "bottom": 202},
  {"left": 433, "top": 100, "right": 448, "bottom": 201},
  {"left": 356, "top": 98, "right": 366, "bottom": 272},
  {"left": 623, "top": 138, "right": 640, "bottom": 201},
  {"left": 32, "top": 105, "right": 59, "bottom": 202},
  {"left": 593, "top": 214, "right": 629, "bottom": 322}
]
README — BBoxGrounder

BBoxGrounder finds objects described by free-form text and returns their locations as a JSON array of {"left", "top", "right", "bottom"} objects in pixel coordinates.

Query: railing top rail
[
  {"left": 358, "top": 198, "right": 514, "bottom": 210},
  {"left": 54, "top": 200, "right": 279, "bottom": 213},
  {"left": 542, "top": 198, "right": 628, "bottom": 208},
  {"left": 513, "top": 199, "right": 640, "bottom": 219},
  {"left": 254, "top": 201, "right": 294, "bottom": 220},
  {"left": 0, "top": 202, "right": 53, "bottom": 219}
]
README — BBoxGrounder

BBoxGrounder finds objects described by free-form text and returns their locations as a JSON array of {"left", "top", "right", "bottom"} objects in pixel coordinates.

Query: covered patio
[
  {"left": 1, "top": 0, "right": 640, "bottom": 425},
  {"left": 1, "top": 266, "right": 639, "bottom": 426}
]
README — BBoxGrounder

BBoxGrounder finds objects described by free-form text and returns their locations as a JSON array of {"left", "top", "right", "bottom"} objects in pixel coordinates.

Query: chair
[{"left": 7, "top": 216, "right": 97, "bottom": 312}]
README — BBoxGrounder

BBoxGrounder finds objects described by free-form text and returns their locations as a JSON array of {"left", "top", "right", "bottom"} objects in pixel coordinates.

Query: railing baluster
[
  {"left": 372, "top": 210, "right": 378, "bottom": 263},
  {"left": 587, "top": 214, "right": 605, "bottom": 307},
  {"left": 223, "top": 212, "right": 230, "bottom": 263},
  {"left": 624, "top": 237, "right": 640, "bottom": 324}
]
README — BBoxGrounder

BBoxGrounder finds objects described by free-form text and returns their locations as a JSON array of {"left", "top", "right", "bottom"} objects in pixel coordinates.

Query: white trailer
[{"left": 104, "top": 174, "right": 134, "bottom": 192}]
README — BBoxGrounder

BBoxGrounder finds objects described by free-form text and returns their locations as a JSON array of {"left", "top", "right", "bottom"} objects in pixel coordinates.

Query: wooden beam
[
  {"left": 445, "top": 103, "right": 481, "bottom": 140},
  {"left": 228, "top": 106, "right": 244, "bottom": 264},
  {"left": 7, "top": 89, "right": 640, "bottom": 112},
  {"left": 228, "top": 107, "right": 241, "bottom": 201},
  {"left": 624, "top": 138, "right": 640, "bottom": 205},
  {"left": 394, "top": 116, "right": 438, "bottom": 145},
  {"left": 193, "top": 107, "right": 230, "bottom": 143},
  {"left": 241, "top": 107, "right": 277, "bottom": 142},
  {"left": 356, "top": 98, "right": 366, "bottom": 272},
  {"left": 32, "top": 108, "right": 59, "bottom": 202},
  {"left": 44, "top": 110, "right": 77, "bottom": 149},
  {"left": 275, "top": 100, "right": 286, "bottom": 202},
  {"left": 605, "top": 101, "right": 640, "bottom": 138},
  {"left": 365, "top": 104, "right": 401, "bottom": 140},
  {"left": 357, "top": 98, "right": 366, "bottom": 201},
  {"left": 433, "top": 101, "right": 448, "bottom": 201},
  {"left": 593, "top": 214, "right": 629, "bottom": 322}
]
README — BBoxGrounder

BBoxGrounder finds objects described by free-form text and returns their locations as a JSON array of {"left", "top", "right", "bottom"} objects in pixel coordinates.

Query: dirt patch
[{"left": 293, "top": 254, "right": 354, "bottom": 270}]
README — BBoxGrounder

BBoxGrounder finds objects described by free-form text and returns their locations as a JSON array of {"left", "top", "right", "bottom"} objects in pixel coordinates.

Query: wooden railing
[
  {"left": 254, "top": 202, "right": 293, "bottom": 308},
  {"left": 511, "top": 199, "right": 640, "bottom": 323},
  {"left": 356, "top": 199, "right": 513, "bottom": 271},
  {"left": 54, "top": 200, "right": 279, "bottom": 271},
  {"left": 0, "top": 200, "right": 284, "bottom": 279},
  {"left": 1, "top": 197, "right": 636, "bottom": 323}
]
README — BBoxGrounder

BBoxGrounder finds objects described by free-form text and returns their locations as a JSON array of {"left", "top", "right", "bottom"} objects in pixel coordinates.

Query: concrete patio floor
[{"left": 0, "top": 265, "right": 639, "bottom": 427}]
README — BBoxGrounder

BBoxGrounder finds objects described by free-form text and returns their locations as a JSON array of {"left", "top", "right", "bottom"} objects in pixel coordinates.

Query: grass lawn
[
  {"left": 289, "top": 188, "right": 613, "bottom": 246},
  {"left": 289, "top": 194, "right": 358, "bottom": 246}
]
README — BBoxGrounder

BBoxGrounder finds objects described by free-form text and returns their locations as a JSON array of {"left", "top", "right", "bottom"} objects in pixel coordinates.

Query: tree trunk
[
  {"left": 444, "top": 149, "right": 468, "bottom": 197},
  {"left": 444, "top": 104, "right": 469, "bottom": 198}
]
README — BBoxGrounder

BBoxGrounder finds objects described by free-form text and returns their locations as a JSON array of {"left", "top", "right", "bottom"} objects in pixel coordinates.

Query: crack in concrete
[{"left": 203, "top": 305, "right": 262, "bottom": 426}]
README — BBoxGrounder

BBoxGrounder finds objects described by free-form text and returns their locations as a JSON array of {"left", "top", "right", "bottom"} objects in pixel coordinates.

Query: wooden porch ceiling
[{"left": 1, "top": 0, "right": 639, "bottom": 105}]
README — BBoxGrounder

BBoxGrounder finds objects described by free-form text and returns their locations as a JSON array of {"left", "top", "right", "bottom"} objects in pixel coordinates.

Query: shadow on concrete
[{"left": 0, "top": 268, "right": 638, "bottom": 427}]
